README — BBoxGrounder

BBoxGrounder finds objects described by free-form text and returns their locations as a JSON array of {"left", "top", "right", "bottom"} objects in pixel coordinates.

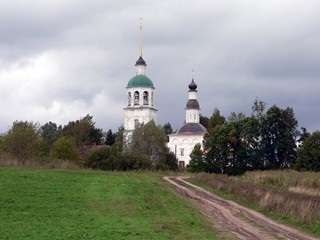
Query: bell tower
[
  {"left": 123, "top": 21, "right": 158, "bottom": 137},
  {"left": 185, "top": 71, "right": 200, "bottom": 124}
]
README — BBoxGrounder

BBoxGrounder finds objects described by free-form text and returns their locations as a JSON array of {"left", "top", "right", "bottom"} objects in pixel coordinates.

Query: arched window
[
  {"left": 143, "top": 91, "right": 148, "bottom": 105},
  {"left": 128, "top": 92, "right": 131, "bottom": 106},
  {"left": 134, "top": 91, "right": 139, "bottom": 105}
]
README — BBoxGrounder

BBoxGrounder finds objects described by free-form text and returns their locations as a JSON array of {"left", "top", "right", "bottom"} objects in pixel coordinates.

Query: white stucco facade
[
  {"left": 123, "top": 56, "right": 157, "bottom": 137},
  {"left": 168, "top": 78, "right": 207, "bottom": 167},
  {"left": 167, "top": 133, "right": 204, "bottom": 167}
]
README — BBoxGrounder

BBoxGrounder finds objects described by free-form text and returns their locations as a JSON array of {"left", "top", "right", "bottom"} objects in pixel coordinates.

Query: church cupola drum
[{"left": 123, "top": 23, "right": 158, "bottom": 136}]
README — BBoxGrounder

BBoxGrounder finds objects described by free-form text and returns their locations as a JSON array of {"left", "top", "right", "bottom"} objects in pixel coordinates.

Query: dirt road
[{"left": 164, "top": 176, "right": 318, "bottom": 240}]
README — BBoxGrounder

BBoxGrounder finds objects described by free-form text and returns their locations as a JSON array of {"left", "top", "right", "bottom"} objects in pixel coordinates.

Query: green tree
[
  {"left": 228, "top": 112, "right": 246, "bottom": 122},
  {"left": 297, "top": 127, "right": 310, "bottom": 144},
  {"left": 188, "top": 143, "right": 206, "bottom": 172},
  {"left": 40, "top": 121, "right": 61, "bottom": 146},
  {"left": 50, "top": 136, "right": 80, "bottom": 160},
  {"left": 105, "top": 129, "right": 116, "bottom": 146},
  {"left": 130, "top": 121, "right": 169, "bottom": 168},
  {"left": 154, "top": 152, "right": 178, "bottom": 171},
  {"left": 199, "top": 114, "right": 209, "bottom": 129},
  {"left": 163, "top": 122, "right": 173, "bottom": 135},
  {"left": 261, "top": 105, "right": 298, "bottom": 169},
  {"left": 204, "top": 124, "right": 230, "bottom": 173},
  {"left": 252, "top": 97, "right": 266, "bottom": 119},
  {"left": 163, "top": 122, "right": 173, "bottom": 142},
  {"left": 4, "top": 121, "right": 40, "bottom": 162},
  {"left": 207, "top": 108, "right": 225, "bottom": 130},
  {"left": 62, "top": 114, "right": 102, "bottom": 147},
  {"left": 110, "top": 126, "right": 125, "bottom": 158},
  {"left": 0, "top": 135, "right": 6, "bottom": 156},
  {"left": 294, "top": 131, "right": 320, "bottom": 171},
  {"left": 238, "top": 116, "right": 263, "bottom": 170}
]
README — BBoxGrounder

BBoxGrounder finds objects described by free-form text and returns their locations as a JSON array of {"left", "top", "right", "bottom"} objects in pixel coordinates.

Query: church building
[
  {"left": 123, "top": 24, "right": 157, "bottom": 137},
  {"left": 167, "top": 77, "right": 207, "bottom": 167},
  {"left": 123, "top": 23, "right": 206, "bottom": 168}
]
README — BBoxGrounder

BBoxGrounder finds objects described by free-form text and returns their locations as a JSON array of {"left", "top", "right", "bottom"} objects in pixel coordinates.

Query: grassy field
[
  {"left": 0, "top": 168, "right": 215, "bottom": 239},
  {"left": 189, "top": 171, "right": 320, "bottom": 237}
]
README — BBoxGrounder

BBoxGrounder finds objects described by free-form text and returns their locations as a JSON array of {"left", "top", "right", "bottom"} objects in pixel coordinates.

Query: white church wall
[{"left": 167, "top": 134, "right": 205, "bottom": 166}]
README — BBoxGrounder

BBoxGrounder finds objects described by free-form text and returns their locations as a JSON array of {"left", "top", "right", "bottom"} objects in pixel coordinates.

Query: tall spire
[
  {"left": 135, "top": 18, "right": 147, "bottom": 66},
  {"left": 139, "top": 18, "right": 143, "bottom": 57}
]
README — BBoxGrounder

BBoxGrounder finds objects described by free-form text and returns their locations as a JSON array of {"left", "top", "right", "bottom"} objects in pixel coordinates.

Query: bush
[
  {"left": 50, "top": 136, "right": 80, "bottom": 161},
  {"left": 116, "top": 152, "right": 151, "bottom": 171},
  {"left": 83, "top": 145, "right": 112, "bottom": 170},
  {"left": 156, "top": 152, "right": 178, "bottom": 171}
]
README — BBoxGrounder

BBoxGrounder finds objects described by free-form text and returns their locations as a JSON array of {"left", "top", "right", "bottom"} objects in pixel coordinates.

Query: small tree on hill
[
  {"left": 4, "top": 121, "right": 40, "bottom": 163},
  {"left": 130, "top": 121, "right": 169, "bottom": 168},
  {"left": 50, "top": 136, "right": 80, "bottom": 161},
  {"left": 188, "top": 143, "right": 206, "bottom": 172},
  {"left": 294, "top": 131, "right": 320, "bottom": 171}
]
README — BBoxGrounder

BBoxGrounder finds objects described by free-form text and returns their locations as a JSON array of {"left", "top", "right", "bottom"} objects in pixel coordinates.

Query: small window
[{"left": 180, "top": 148, "right": 184, "bottom": 156}]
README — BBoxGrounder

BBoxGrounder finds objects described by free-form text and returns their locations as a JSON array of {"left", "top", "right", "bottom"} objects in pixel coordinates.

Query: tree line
[
  {"left": 1, "top": 98, "right": 319, "bottom": 173},
  {"left": 188, "top": 98, "right": 320, "bottom": 174},
  {"left": 0, "top": 115, "right": 178, "bottom": 171}
]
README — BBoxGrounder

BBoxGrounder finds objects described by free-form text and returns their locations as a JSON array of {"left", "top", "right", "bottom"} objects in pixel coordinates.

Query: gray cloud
[{"left": 1, "top": 0, "right": 320, "bottom": 134}]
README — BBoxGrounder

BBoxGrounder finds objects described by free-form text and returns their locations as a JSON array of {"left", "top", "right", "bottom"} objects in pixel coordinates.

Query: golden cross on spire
[
  {"left": 192, "top": 69, "right": 195, "bottom": 80},
  {"left": 139, "top": 18, "right": 143, "bottom": 57}
]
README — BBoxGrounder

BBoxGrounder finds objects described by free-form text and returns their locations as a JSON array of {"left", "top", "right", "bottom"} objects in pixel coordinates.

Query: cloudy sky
[{"left": 1, "top": 0, "right": 320, "bottom": 134}]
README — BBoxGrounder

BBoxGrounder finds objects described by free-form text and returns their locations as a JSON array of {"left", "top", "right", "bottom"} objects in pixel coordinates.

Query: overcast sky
[{"left": 1, "top": 0, "right": 320, "bottom": 134}]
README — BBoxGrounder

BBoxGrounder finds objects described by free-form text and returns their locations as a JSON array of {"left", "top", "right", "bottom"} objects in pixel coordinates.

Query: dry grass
[
  {"left": 192, "top": 172, "right": 320, "bottom": 224},
  {"left": 241, "top": 170, "right": 320, "bottom": 190},
  {"left": 289, "top": 186, "right": 320, "bottom": 197},
  {"left": 0, "top": 155, "right": 80, "bottom": 170}
]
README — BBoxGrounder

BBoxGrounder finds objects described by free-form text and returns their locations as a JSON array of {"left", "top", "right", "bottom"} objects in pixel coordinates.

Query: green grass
[{"left": 0, "top": 168, "right": 215, "bottom": 239}]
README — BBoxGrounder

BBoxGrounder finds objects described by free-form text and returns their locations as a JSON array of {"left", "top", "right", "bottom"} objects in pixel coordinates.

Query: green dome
[{"left": 127, "top": 75, "right": 154, "bottom": 88}]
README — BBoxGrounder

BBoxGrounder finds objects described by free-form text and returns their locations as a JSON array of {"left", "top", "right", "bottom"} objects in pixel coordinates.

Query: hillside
[{"left": 0, "top": 168, "right": 215, "bottom": 239}]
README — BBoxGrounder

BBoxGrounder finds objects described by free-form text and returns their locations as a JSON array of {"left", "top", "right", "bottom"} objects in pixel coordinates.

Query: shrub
[
  {"left": 156, "top": 152, "right": 178, "bottom": 171},
  {"left": 83, "top": 145, "right": 112, "bottom": 170},
  {"left": 116, "top": 152, "right": 151, "bottom": 171},
  {"left": 50, "top": 136, "right": 80, "bottom": 161}
]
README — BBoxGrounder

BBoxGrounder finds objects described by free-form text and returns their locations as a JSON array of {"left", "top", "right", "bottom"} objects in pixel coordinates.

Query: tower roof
[
  {"left": 188, "top": 79, "right": 197, "bottom": 91},
  {"left": 127, "top": 75, "right": 154, "bottom": 88},
  {"left": 135, "top": 56, "right": 147, "bottom": 66},
  {"left": 186, "top": 99, "right": 200, "bottom": 109},
  {"left": 176, "top": 122, "right": 207, "bottom": 135}
]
